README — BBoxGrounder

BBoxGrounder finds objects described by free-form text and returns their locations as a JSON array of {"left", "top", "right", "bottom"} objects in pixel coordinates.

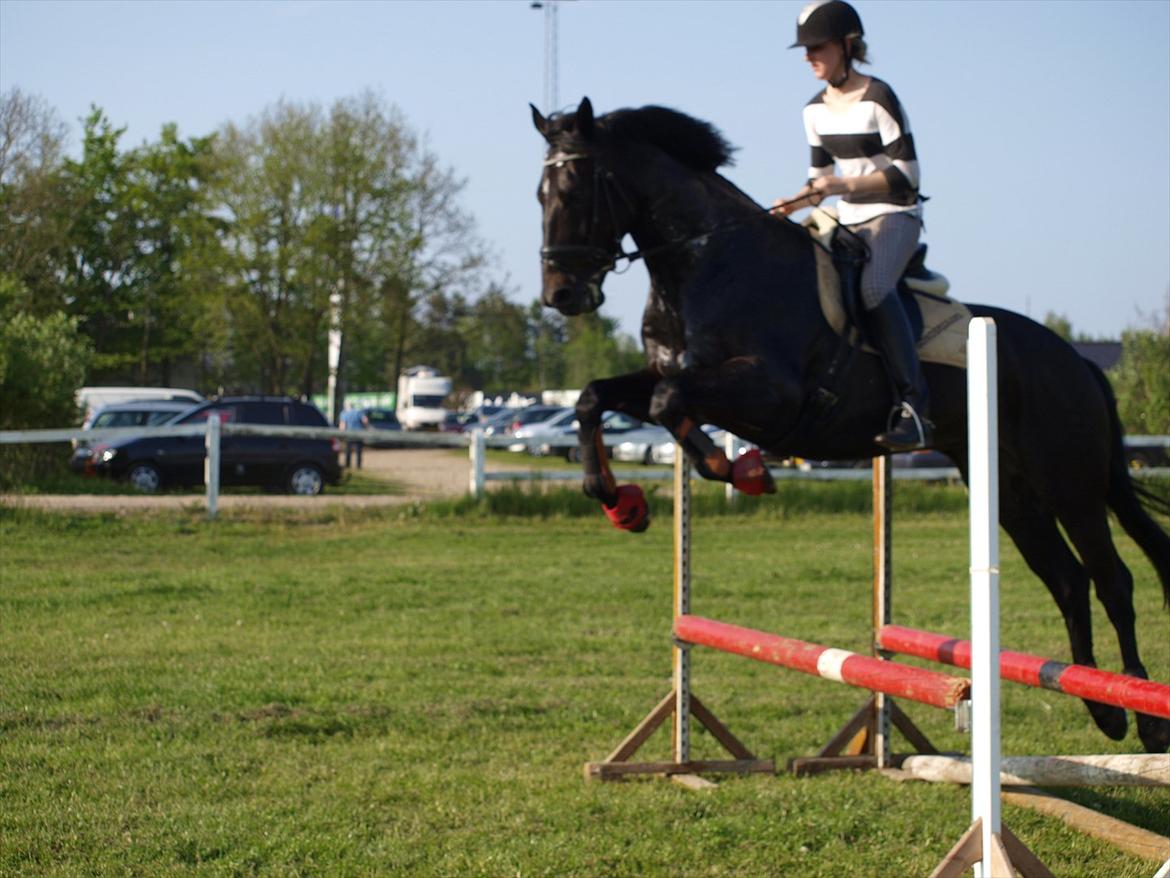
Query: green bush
[{"left": 0, "top": 296, "right": 93, "bottom": 487}]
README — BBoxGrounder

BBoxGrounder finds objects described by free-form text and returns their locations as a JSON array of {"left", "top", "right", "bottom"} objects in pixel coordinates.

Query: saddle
[{"left": 803, "top": 207, "right": 970, "bottom": 369}]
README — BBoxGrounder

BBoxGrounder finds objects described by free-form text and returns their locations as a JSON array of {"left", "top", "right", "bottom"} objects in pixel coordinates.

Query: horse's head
[{"left": 532, "top": 97, "right": 629, "bottom": 316}]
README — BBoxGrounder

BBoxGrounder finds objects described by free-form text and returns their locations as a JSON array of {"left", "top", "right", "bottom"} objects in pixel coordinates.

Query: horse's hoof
[
  {"left": 604, "top": 484, "right": 650, "bottom": 532},
  {"left": 731, "top": 449, "right": 775, "bottom": 495},
  {"left": 1085, "top": 699, "right": 1128, "bottom": 741},
  {"left": 1136, "top": 713, "right": 1170, "bottom": 753}
]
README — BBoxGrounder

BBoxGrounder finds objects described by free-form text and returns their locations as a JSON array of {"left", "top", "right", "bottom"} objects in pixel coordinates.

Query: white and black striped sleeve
[
  {"left": 803, "top": 98, "right": 834, "bottom": 180},
  {"left": 869, "top": 82, "right": 919, "bottom": 194}
]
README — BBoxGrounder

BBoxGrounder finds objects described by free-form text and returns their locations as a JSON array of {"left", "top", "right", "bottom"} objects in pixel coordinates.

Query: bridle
[
  {"left": 539, "top": 149, "right": 640, "bottom": 285},
  {"left": 539, "top": 148, "right": 843, "bottom": 289}
]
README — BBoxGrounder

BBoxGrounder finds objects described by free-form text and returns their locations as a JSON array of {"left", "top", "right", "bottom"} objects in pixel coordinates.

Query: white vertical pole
[
  {"left": 469, "top": 429, "right": 485, "bottom": 497},
  {"left": 204, "top": 414, "right": 221, "bottom": 520},
  {"left": 968, "top": 318, "right": 1000, "bottom": 878},
  {"left": 326, "top": 289, "right": 342, "bottom": 424},
  {"left": 673, "top": 447, "right": 692, "bottom": 763},
  {"left": 872, "top": 453, "right": 892, "bottom": 767}
]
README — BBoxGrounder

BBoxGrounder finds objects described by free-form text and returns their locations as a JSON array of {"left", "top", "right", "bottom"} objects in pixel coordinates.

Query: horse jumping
[{"left": 532, "top": 97, "right": 1170, "bottom": 753}]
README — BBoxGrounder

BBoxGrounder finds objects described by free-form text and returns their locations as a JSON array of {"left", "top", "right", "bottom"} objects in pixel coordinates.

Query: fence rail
[{"left": 2, "top": 422, "right": 1167, "bottom": 519}]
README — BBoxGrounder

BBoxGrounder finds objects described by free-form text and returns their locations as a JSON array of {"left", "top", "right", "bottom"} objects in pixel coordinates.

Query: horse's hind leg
[
  {"left": 1059, "top": 506, "right": 1170, "bottom": 753},
  {"left": 998, "top": 487, "right": 1130, "bottom": 742}
]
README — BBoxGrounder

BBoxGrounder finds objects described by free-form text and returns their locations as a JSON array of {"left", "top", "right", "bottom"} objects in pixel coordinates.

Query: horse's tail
[{"left": 1086, "top": 358, "right": 1170, "bottom": 608}]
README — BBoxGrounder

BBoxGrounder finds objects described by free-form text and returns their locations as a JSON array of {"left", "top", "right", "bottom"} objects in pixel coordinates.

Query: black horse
[{"left": 532, "top": 97, "right": 1170, "bottom": 753}]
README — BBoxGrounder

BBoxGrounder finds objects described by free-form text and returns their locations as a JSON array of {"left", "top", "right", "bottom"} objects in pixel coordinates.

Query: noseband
[{"left": 540, "top": 150, "right": 639, "bottom": 283}]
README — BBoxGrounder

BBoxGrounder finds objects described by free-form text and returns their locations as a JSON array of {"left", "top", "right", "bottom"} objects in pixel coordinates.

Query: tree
[
  {"left": 457, "top": 286, "right": 535, "bottom": 391},
  {"left": 561, "top": 312, "right": 644, "bottom": 389},
  {"left": 1043, "top": 311, "right": 1072, "bottom": 341},
  {"left": 0, "top": 275, "right": 93, "bottom": 485},
  {"left": 0, "top": 88, "right": 73, "bottom": 311},
  {"left": 1111, "top": 305, "right": 1170, "bottom": 435},
  {"left": 212, "top": 92, "right": 485, "bottom": 402}
]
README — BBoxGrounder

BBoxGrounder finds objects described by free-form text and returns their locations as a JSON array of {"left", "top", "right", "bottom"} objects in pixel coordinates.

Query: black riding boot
[{"left": 866, "top": 295, "right": 933, "bottom": 451}]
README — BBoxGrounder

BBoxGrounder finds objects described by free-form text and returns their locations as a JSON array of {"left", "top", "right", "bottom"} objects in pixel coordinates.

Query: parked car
[
  {"left": 76, "top": 386, "right": 203, "bottom": 426},
  {"left": 339, "top": 407, "right": 401, "bottom": 442},
  {"left": 82, "top": 397, "right": 341, "bottom": 495},
  {"left": 540, "top": 411, "right": 646, "bottom": 461},
  {"left": 489, "top": 404, "right": 566, "bottom": 439},
  {"left": 439, "top": 405, "right": 508, "bottom": 433},
  {"left": 1124, "top": 437, "right": 1170, "bottom": 470},
  {"left": 612, "top": 422, "right": 673, "bottom": 465},
  {"left": 512, "top": 407, "right": 574, "bottom": 453},
  {"left": 70, "top": 399, "right": 199, "bottom": 465}
]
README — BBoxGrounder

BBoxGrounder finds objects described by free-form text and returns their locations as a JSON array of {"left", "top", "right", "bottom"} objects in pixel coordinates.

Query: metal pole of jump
[{"left": 204, "top": 414, "right": 221, "bottom": 519}]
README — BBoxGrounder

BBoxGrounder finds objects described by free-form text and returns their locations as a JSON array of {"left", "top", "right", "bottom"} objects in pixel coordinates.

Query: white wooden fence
[{"left": 2, "top": 421, "right": 1167, "bottom": 519}]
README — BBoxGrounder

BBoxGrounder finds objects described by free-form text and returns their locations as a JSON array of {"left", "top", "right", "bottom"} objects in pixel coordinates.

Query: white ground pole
[
  {"left": 204, "top": 414, "right": 221, "bottom": 519},
  {"left": 968, "top": 317, "right": 1002, "bottom": 878}
]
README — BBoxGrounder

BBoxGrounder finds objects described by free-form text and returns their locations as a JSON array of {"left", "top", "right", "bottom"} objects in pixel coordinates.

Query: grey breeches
[{"left": 850, "top": 212, "right": 922, "bottom": 310}]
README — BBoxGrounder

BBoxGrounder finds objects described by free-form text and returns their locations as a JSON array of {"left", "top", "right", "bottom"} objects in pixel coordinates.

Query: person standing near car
[
  {"left": 341, "top": 409, "right": 370, "bottom": 469},
  {"left": 773, "top": 0, "right": 932, "bottom": 452}
]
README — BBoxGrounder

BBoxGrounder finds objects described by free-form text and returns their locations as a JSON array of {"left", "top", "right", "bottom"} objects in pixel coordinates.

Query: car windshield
[{"left": 409, "top": 395, "right": 446, "bottom": 408}]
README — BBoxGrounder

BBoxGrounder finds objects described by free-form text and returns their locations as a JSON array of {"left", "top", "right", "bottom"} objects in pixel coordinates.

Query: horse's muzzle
[{"left": 545, "top": 281, "right": 605, "bottom": 316}]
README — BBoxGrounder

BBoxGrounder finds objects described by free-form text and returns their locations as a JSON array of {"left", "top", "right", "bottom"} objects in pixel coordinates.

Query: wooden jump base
[
  {"left": 585, "top": 447, "right": 775, "bottom": 787},
  {"left": 878, "top": 624, "right": 1170, "bottom": 719},
  {"left": 674, "top": 615, "right": 970, "bottom": 710}
]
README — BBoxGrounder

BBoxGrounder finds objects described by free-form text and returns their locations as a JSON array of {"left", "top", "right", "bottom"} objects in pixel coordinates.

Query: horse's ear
[
  {"left": 576, "top": 97, "right": 595, "bottom": 139},
  {"left": 531, "top": 103, "right": 550, "bottom": 139}
]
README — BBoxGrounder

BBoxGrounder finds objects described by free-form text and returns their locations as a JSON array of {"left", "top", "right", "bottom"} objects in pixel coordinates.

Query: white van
[{"left": 76, "top": 386, "right": 203, "bottom": 425}]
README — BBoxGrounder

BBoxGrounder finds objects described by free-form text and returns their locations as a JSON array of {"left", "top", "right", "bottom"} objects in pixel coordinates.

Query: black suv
[{"left": 84, "top": 397, "right": 341, "bottom": 495}]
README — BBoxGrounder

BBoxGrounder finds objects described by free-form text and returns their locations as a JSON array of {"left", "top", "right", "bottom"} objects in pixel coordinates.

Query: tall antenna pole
[{"left": 531, "top": 1, "right": 561, "bottom": 114}]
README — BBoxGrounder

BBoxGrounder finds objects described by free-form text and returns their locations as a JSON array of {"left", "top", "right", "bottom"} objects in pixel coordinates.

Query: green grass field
[{"left": 1, "top": 491, "right": 1167, "bottom": 877}]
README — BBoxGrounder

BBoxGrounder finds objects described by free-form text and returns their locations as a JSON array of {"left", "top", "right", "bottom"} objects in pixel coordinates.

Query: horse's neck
[
  {"left": 631, "top": 162, "right": 827, "bottom": 364},
  {"left": 632, "top": 166, "right": 758, "bottom": 286}
]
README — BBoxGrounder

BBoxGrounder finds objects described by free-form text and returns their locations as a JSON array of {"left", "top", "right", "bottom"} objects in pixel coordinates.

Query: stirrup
[{"left": 875, "top": 402, "right": 932, "bottom": 452}]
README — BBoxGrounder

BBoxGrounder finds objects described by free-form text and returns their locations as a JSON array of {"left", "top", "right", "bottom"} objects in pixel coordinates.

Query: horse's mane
[{"left": 600, "top": 106, "right": 737, "bottom": 173}]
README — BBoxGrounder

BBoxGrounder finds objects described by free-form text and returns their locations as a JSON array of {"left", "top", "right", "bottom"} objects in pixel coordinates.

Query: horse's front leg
[
  {"left": 575, "top": 371, "right": 658, "bottom": 530},
  {"left": 649, "top": 358, "right": 786, "bottom": 496}
]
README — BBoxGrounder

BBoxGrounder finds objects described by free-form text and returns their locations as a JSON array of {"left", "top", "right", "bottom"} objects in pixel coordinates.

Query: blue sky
[{"left": 2, "top": 0, "right": 1168, "bottom": 342}]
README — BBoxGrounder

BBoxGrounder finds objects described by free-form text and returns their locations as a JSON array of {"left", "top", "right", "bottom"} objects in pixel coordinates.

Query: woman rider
[{"left": 774, "top": 0, "right": 932, "bottom": 451}]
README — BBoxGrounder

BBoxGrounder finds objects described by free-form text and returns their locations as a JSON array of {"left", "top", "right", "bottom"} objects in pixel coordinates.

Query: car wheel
[
  {"left": 565, "top": 446, "right": 582, "bottom": 463},
  {"left": 287, "top": 464, "right": 324, "bottom": 496},
  {"left": 127, "top": 463, "right": 162, "bottom": 494}
]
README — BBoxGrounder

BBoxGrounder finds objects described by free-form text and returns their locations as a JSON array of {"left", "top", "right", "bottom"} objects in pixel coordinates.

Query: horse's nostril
[{"left": 550, "top": 286, "right": 576, "bottom": 310}]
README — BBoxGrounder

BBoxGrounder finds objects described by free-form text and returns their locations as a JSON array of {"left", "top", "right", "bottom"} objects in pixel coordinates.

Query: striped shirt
[{"left": 803, "top": 77, "right": 922, "bottom": 225}]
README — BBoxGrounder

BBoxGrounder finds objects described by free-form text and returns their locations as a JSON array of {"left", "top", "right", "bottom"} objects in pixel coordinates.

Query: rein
[{"left": 541, "top": 150, "right": 840, "bottom": 278}]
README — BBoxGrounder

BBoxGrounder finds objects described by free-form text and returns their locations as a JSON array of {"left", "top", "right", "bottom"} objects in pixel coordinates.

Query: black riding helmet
[{"left": 789, "top": 0, "right": 864, "bottom": 49}]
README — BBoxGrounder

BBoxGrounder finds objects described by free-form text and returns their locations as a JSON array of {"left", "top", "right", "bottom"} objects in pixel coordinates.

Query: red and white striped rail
[
  {"left": 878, "top": 624, "right": 1170, "bottom": 720},
  {"left": 673, "top": 615, "right": 971, "bottom": 710}
]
